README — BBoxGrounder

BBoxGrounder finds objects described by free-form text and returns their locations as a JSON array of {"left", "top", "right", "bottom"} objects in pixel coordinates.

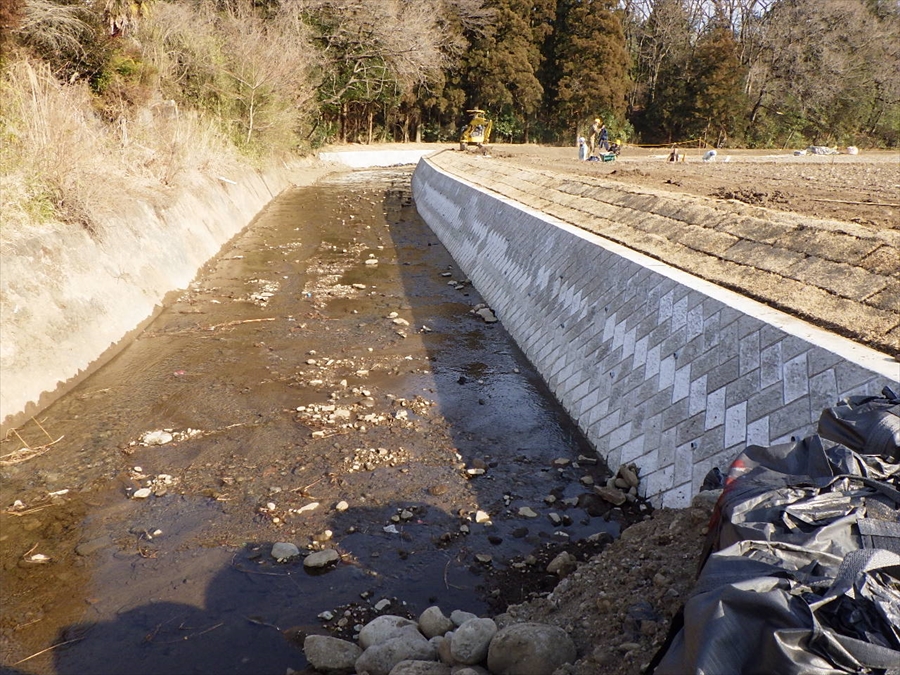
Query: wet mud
[{"left": 0, "top": 169, "right": 644, "bottom": 674}]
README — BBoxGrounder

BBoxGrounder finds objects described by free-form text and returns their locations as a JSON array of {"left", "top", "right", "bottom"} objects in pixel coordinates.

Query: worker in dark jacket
[{"left": 599, "top": 124, "right": 609, "bottom": 152}]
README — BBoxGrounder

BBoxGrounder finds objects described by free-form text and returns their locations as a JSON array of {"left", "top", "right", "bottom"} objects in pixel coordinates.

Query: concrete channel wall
[{"left": 412, "top": 157, "right": 900, "bottom": 508}]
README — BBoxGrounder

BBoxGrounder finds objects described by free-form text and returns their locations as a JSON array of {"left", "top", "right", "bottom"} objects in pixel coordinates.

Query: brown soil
[{"left": 494, "top": 145, "right": 900, "bottom": 231}]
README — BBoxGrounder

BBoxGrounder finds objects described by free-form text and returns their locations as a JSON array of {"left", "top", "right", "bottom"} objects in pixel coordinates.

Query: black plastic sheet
[{"left": 651, "top": 388, "right": 900, "bottom": 675}]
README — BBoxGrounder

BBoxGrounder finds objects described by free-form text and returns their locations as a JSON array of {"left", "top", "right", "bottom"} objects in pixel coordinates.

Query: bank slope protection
[
  {"left": 0, "top": 162, "right": 326, "bottom": 433},
  {"left": 411, "top": 154, "right": 900, "bottom": 507}
]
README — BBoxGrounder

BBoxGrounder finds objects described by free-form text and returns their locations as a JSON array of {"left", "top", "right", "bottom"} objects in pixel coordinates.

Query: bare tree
[{"left": 751, "top": 0, "right": 899, "bottom": 143}]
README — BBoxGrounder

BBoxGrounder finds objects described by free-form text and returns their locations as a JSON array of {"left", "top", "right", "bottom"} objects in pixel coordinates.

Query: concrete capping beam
[{"left": 412, "top": 156, "right": 900, "bottom": 508}]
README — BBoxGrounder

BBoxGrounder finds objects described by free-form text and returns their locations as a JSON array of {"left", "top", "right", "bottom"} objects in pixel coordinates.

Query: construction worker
[{"left": 589, "top": 118, "right": 602, "bottom": 156}]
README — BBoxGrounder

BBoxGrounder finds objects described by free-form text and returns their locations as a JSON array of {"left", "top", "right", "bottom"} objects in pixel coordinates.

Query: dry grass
[
  {"left": 0, "top": 58, "right": 113, "bottom": 234},
  {"left": 0, "top": 56, "right": 242, "bottom": 239}
]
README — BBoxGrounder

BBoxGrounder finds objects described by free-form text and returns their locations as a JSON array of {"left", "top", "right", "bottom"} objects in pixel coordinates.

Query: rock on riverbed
[{"left": 303, "top": 608, "right": 576, "bottom": 675}]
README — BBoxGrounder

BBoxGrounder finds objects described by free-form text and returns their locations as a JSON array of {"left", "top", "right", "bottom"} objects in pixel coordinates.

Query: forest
[{"left": 1, "top": 0, "right": 898, "bottom": 163}]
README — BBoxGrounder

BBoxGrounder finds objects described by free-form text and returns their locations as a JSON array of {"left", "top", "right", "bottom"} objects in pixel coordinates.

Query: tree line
[{"left": 1, "top": 0, "right": 898, "bottom": 152}]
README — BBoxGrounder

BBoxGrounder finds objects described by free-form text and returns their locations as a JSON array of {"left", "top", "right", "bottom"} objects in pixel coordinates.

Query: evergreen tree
[
  {"left": 685, "top": 19, "right": 748, "bottom": 145},
  {"left": 552, "top": 0, "right": 630, "bottom": 140},
  {"left": 460, "top": 0, "right": 555, "bottom": 142}
]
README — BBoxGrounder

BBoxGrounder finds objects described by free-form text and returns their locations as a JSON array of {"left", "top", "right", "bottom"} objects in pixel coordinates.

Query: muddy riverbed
[{"left": 0, "top": 169, "right": 648, "bottom": 674}]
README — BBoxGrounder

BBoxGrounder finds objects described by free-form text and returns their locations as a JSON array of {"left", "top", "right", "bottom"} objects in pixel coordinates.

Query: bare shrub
[
  {"left": 218, "top": 6, "right": 318, "bottom": 151},
  {"left": 12, "top": 0, "right": 95, "bottom": 59},
  {"left": 136, "top": 1, "right": 228, "bottom": 113}
]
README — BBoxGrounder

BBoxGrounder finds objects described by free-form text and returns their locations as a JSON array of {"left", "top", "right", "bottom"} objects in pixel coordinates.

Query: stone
[
  {"left": 297, "top": 502, "right": 320, "bottom": 513},
  {"left": 335, "top": 500, "right": 350, "bottom": 511},
  {"left": 474, "top": 510, "right": 491, "bottom": 524},
  {"left": 450, "top": 618, "right": 497, "bottom": 665},
  {"left": 359, "top": 615, "right": 422, "bottom": 649},
  {"left": 594, "top": 486, "right": 627, "bottom": 506},
  {"left": 387, "top": 661, "right": 451, "bottom": 675},
  {"left": 355, "top": 634, "right": 436, "bottom": 675},
  {"left": 546, "top": 551, "right": 577, "bottom": 576},
  {"left": 452, "top": 668, "right": 490, "bottom": 675},
  {"left": 303, "top": 634, "right": 361, "bottom": 675},
  {"left": 271, "top": 542, "right": 300, "bottom": 561},
  {"left": 375, "top": 599, "right": 392, "bottom": 611},
  {"left": 487, "top": 623, "right": 577, "bottom": 675},
  {"left": 141, "top": 430, "right": 173, "bottom": 446},
  {"left": 475, "top": 308, "right": 498, "bottom": 323},
  {"left": 450, "top": 610, "right": 478, "bottom": 627},
  {"left": 303, "top": 548, "right": 340, "bottom": 569},
  {"left": 437, "top": 632, "right": 454, "bottom": 664},
  {"left": 517, "top": 506, "right": 538, "bottom": 518},
  {"left": 618, "top": 465, "right": 640, "bottom": 488},
  {"left": 418, "top": 606, "right": 455, "bottom": 638},
  {"left": 132, "top": 488, "right": 152, "bottom": 499}
]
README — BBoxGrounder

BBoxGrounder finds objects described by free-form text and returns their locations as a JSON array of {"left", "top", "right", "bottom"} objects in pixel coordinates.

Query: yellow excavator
[{"left": 459, "top": 109, "right": 492, "bottom": 150}]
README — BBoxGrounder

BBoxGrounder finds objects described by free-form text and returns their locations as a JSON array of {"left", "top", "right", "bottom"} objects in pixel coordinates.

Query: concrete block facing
[{"left": 412, "top": 158, "right": 899, "bottom": 508}]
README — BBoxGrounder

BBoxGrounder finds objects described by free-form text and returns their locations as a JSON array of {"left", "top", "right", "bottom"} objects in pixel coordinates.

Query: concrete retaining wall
[{"left": 412, "top": 157, "right": 899, "bottom": 507}]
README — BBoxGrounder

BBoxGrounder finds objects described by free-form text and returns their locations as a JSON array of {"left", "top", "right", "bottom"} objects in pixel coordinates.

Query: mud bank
[
  {"left": 0, "top": 148, "right": 438, "bottom": 434},
  {"left": 412, "top": 152, "right": 899, "bottom": 508}
]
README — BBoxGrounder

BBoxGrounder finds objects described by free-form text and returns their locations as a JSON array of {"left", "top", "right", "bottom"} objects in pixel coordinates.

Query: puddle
[{"left": 0, "top": 168, "right": 636, "bottom": 674}]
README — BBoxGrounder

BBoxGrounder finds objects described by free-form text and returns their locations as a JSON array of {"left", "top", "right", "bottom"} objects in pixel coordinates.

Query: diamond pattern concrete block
[
  {"left": 659, "top": 290, "right": 674, "bottom": 323},
  {"left": 662, "top": 483, "right": 692, "bottom": 509},
  {"left": 783, "top": 353, "right": 810, "bottom": 404},
  {"left": 809, "top": 368, "right": 838, "bottom": 416},
  {"left": 595, "top": 408, "right": 621, "bottom": 437},
  {"left": 609, "top": 421, "right": 634, "bottom": 450},
  {"left": 687, "top": 303, "right": 704, "bottom": 340},
  {"left": 689, "top": 374, "right": 708, "bottom": 416},
  {"left": 674, "top": 442, "right": 694, "bottom": 486},
  {"left": 740, "top": 330, "right": 761, "bottom": 376},
  {"left": 724, "top": 401, "right": 748, "bottom": 449},
  {"left": 705, "top": 386, "right": 727, "bottom": 430},
  {"left": 672, "top": 295, "right": 688, "bottom": 331},
  {"left": 612, "top": 320, "right": 627, "bottom": 352},
  {"left": 658, "top": 355, "right": 677, "bottom": 391},
  {"left": 603, "top": 313, "right": 617, "bottom": 343},
  {"left": 621, "top": 436, "right": 648, "bottom": 466},
  {"left": 747, "top": 416, "right": 769, "bottom": 448},
  {"left": 633, "top": 335, "right": 649, "bottom": 369},
  {"left": 645, "top": 343, "right": 662, "bottom": 380},
  {"left": 622, "top": 327, "right": 637, "bottom": 359},
  {"left": 645, "top": 465, "right": 675, "bottom": 499},
  {"left": 673, "top": 363, "right": 692, "bottom": 403},
  {"left": 760, "top": 342, "right": 783, "bottom": 390}
]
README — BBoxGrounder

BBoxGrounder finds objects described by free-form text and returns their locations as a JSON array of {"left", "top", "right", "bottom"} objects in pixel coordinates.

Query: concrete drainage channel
[
  {"left": 0, "top": 154, "right": 652, "bottom": 675},
  {"left": 1, "top": 147, "right": 896, "bottom": 675}
]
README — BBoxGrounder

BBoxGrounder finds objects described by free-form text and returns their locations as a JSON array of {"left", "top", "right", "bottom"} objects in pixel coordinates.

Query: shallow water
[{"left": 0, "top": 168, "right": 621, "bottom": 674}]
